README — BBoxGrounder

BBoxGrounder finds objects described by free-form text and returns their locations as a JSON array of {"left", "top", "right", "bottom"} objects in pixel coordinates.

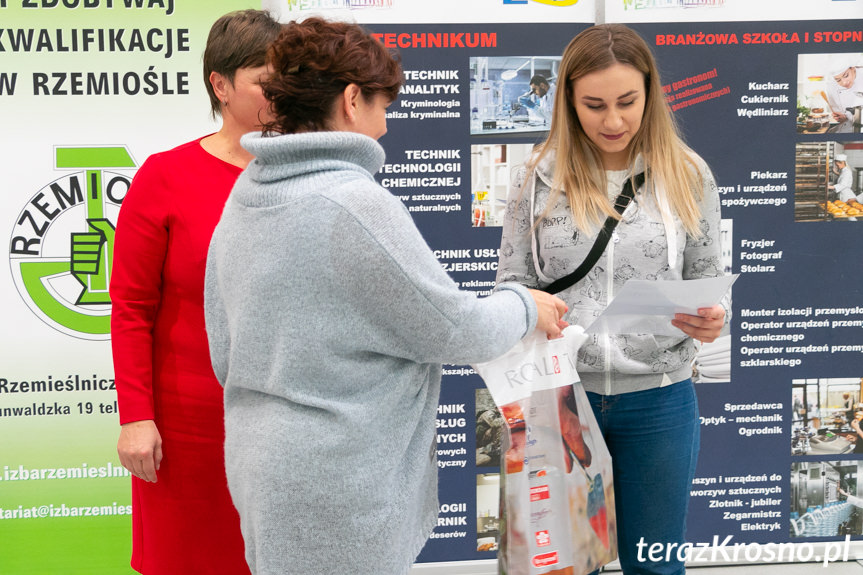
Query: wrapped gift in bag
[{"left": 472, "top": 326, "right": 617, "bottom": 575}]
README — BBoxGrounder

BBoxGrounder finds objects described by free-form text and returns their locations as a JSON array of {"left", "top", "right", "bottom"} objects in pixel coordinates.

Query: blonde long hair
[{"left": 529, "top": 24, "right": 704, "bottom": 236}]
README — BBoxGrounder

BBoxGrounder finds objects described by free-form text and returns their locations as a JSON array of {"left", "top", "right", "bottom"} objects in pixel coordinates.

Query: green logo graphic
[{"left": 9, "top": 147, "right": 136, "bottom": 340}]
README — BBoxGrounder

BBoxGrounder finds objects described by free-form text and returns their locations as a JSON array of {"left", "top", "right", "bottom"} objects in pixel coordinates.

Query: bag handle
[{"left": 542, "top": 172, "right": 645, "bottom": 295}]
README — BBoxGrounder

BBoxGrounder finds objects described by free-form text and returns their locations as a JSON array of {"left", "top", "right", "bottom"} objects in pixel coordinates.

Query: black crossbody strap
[{"left": 542, "top": 172, "right": 645, "bottom": 295}]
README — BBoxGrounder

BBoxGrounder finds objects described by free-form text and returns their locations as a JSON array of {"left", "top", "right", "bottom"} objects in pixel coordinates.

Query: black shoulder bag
[{"left": 542, "top": 172, "right": 645, "bottom": 295}]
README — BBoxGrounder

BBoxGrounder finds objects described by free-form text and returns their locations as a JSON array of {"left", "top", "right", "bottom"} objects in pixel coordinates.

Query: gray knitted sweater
[{"left": 204, "top": 131, "right": 536, "bottom": 575}]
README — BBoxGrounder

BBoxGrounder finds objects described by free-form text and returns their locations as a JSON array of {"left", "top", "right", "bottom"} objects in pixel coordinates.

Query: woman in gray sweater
[{"left": 203, "top": 17, "right": 567, "bottom": 575}]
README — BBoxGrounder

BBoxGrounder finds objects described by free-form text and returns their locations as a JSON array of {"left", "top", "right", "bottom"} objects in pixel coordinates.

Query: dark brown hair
[
  {"left": 203, "top": 10, "right": 282, "bottom": 118},
  {"left": 262, "top": 17, "right": 403, "bottom": 134},
  {"left": 529, "top": 74, "right": 549, "bottom": 87}
]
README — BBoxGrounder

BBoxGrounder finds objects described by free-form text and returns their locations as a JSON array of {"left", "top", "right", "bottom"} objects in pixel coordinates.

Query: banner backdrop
[
  {"left": 2, "top": 0, "right": 863, "bottom": 573},
  {"left": 0, "top": 2, "right": 257, "bottom": 573}
]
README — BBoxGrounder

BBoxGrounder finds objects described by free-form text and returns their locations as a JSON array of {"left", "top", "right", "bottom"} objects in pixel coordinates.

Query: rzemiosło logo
[{"left": 9, "top": 147, "right": 136, "bottom": 340}]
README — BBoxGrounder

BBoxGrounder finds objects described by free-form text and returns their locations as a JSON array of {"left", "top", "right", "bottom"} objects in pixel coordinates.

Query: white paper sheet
[{"left": 585, "top": 275, "right": 738, "bottom": 336}]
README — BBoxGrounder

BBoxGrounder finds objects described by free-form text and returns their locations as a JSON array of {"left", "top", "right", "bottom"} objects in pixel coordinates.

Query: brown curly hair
[{"left": 262, "top": 17, "right": 403, "bottom": 134}]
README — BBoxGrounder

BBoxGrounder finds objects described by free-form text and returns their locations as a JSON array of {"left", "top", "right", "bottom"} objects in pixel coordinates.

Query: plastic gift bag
[{"left": 472, "top": 326, "right": 617, "bottom": 575}]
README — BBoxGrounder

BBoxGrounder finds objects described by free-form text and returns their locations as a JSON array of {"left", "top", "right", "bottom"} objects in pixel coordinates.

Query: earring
[{"left": 223, "top": 99, "right": 228, "bottom": 106}]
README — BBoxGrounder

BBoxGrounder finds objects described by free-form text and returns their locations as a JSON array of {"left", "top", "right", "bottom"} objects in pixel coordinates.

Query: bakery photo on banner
[{"left": 794, "top": 142, "right": 863, "bottom": 222}]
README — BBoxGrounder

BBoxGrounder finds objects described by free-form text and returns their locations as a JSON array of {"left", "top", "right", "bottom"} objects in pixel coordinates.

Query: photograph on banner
[
  {"left": 792, "top": 377, "right": 863, "bottom": 456},
  {"left": 790, "top": 460, "right": 863, "bottom": 538},
  {"left": 469, "top": 56, "right": 559, "bottom": 135},
  {"left": 476, "top": 388, "right": 504, "bottom": 467},
  {"left": 794, "top": 141, "right": 863, "bottom": 221},
  {"left": 797, "top": 52, "right": 863, "bottom": 135},
  {"left": 476, "top": 473, "right": 501, "bottom": 553},
  {"left": 471, "top": 143, "right": 535, "bottom": 227},
  {"left": 692, "top": 219, "right": 734, "bottom": 383}
]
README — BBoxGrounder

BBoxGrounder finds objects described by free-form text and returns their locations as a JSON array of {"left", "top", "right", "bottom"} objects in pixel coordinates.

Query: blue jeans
[{"left": 587, "top": 380, "right": 700, "bottom": 575}]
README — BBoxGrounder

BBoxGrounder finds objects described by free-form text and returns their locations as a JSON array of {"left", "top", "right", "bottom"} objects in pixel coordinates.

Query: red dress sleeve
[{"left": 110, "top": 154, "right": 171, "bottom": 424}]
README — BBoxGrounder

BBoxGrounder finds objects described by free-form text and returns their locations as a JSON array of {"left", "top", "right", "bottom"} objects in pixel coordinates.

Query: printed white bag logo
[{"left": 475, "top": 327, "right": 582, "bottom": 406}]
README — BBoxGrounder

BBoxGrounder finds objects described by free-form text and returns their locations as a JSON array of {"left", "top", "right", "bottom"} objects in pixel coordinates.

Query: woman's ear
[
  {"left": 342, "top": 83, "right": 361, "bottom": 123},
  {"left": 210, "top": 71, "right": 229, "bottom": 105}
]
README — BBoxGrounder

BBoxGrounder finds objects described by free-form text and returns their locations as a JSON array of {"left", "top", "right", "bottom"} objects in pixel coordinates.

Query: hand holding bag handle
[{"left": 541, "top": 172, "right": 646, "bottom": 295}]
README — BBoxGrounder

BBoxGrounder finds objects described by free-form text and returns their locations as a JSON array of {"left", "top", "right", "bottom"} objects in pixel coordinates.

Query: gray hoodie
[{"left": 496, "top": 151, "right": 729, "bottom": 395}]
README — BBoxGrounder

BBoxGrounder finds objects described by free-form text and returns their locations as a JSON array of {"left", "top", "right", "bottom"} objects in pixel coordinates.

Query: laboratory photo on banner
[
  {"left": 469, "top": 56, "right": 560, "bottom": 136},
  {"left": 792, "top": 377, "right": 863, "bottom": 456},
  {"left": 470, "top": 143, "right": 535, "bottom": 228},
  {"left": 790, "top": 460, "right": 863, "bottom": 538},
  {"left": 797, "top": 53, "right": 863, "bottom": 136},
  {"left": 794, "top": 141, "right": 863, "bottom": 222}
]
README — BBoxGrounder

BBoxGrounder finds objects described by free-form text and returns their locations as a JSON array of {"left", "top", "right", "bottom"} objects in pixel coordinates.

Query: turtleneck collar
[{"left": 241, "top": 131, "right": 386, "bottom": 183}]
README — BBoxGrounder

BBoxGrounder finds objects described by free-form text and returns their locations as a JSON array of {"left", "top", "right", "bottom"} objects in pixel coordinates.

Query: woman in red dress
[{"left": 109, "top": 10, "right": 281, "bottom": 574}]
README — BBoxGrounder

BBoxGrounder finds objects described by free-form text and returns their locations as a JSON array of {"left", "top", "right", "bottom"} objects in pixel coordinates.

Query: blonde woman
[{"left": 496, "top": 24, "right": 729, "bottom": 575}]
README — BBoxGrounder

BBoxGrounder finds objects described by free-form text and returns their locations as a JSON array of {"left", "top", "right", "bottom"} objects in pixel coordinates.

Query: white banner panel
[
  {"left": 262, "top": 0, "right": 596, "bottom": 23},
  {"left": 606, "top": 0, "right": 861, "bottom": 23}
]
